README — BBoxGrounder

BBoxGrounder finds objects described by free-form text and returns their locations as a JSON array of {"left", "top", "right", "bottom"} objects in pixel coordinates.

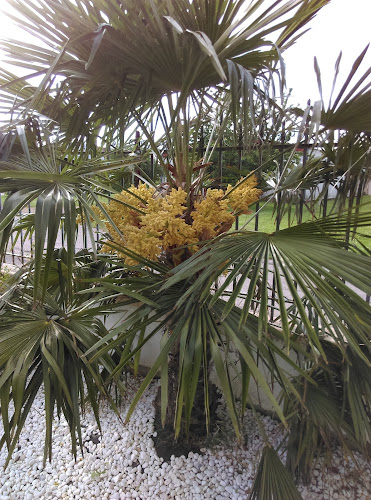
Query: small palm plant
[{"left": 0, "top": 250, "right": 127, "bottom": 468}]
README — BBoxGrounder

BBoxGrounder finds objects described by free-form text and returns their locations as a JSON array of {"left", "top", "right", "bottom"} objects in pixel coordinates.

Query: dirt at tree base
[{"left": 152, "top": 384, "right": 220, "bottom": 462}]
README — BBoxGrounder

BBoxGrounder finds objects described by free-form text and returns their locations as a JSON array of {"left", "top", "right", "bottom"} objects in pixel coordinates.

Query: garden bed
[{"left": 0, "top": 377, "right": 369, "bottom": 500}]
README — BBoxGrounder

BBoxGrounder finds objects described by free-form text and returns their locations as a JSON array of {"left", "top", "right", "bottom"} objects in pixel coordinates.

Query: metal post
[
  {"left": 270, "top": 121, "right": 286, "bottom": 321},
  {"left": 219, "top": 113, "right": 223, "bottom": 189}
]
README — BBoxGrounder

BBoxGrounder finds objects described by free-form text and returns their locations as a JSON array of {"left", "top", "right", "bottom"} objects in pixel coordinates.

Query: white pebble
[{"left": 0, "top": 380, "right": 369, "bottom": 500}]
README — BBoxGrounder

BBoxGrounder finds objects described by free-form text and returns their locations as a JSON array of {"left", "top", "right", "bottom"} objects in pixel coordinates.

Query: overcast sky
[
  {"left": 284, "top": 0, "right": 371, "bottom": 106},
  {"left": 0, "top": 0, "right": 370, "bottom": 108}
]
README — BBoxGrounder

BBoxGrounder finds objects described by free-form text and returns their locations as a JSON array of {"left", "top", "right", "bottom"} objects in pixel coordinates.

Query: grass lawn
[
  {"left": 2, "top": 192, "right": 370, "bottom": 248},
  {"left": 0, "top": 194, "right": 37, "bottom": 209},
  {"left": 237, "top": 195, "right": 371, "bottom": 249}
]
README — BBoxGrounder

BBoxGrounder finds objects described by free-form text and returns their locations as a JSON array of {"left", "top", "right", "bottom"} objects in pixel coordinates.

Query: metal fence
[{"left": 1, "top": 133, "right": 370, "bottom": 311}]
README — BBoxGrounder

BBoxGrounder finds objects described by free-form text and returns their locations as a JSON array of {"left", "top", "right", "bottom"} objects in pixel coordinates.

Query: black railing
[{"left": 0, "top": 130, "right": 370, "bottom": 314}]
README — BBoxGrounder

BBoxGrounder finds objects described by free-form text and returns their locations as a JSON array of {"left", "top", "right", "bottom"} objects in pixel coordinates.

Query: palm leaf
[
  {"left": 0, "top": 0, "right": 330, "bottom": 151},
  {"left": 0, "top": 124, "right": 144, "bottom": 302},
  {"left": 87, "top": 255, "right": 313, "bottom": 440},
  {"left": 0, "top": 257, "right": 124, "bottom": 466},
  {"left": 163, "top": 211, "right": 371, "bottom": 364},
  {"left": 249, "top": 445, "right": 302, "bottom": 500},
  {"left": 283, "top": 339, "right": 370, "bottom": 482}
]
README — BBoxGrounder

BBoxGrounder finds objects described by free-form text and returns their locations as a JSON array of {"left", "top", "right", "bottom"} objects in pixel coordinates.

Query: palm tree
[
  {"left": 0, "top": 250, "right": 127, "bottom": 468},
  {"left": 0, "top": 1, "right": 370, "bottom": 498}
]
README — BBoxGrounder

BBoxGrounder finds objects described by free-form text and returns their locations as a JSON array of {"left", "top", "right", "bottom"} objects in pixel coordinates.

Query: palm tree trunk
[{"left": 154, "top": 339, "right": 218, "bottom": 447}]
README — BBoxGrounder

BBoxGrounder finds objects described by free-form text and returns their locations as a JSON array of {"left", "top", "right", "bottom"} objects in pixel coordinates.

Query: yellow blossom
[
  {"left": 191, "top": 189, "right": 235, "bottom": 240},
  {"left": 226, "top": 175, "right": 262, "bottom": 214},
  {"left": 97, "top": 176, "right": 262, "bottom": 266}
]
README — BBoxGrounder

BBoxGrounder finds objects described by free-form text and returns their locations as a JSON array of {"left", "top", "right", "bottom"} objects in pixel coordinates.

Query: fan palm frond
[
  {"left": 0, "top": 123, "right": 145, "bottom": 301},
  {"left": 163, "top": 211, "right": 371, "bottom": 364},
  {"left": 284, "top": 339, "right": 371, "bottom": 483},
  {"left": 0, "top": 0, "right": 330, "bottom": 150},
  {"left": 0, "top": 255, "right": 125, "bottom": 468},
  {"left": 249, "top": 445, "right": 302, "bottom": 500}
]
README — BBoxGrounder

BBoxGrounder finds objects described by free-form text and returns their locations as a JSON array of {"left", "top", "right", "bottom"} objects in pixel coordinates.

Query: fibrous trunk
[{"left": 153, "top": 340, "right": 218, "bottom": 460}]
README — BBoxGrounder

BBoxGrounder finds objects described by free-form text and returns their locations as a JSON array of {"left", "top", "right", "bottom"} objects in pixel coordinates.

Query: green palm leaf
[
  {"left": 283, "top": 339, "right": 370, "bottom": 482},
  {"left": 0, "top": 257, "right": 124, "bottom": 467},
  {"left": 318, "top": 46, "right": 371, "bottom": 132},
  {"left": 0, "top": 125, "right": 144, "bottom": 302},
  {"left": 249, "top": 445, "right": 302, "bottom": 500},
  {"left": 0, "top": 0, "right": 330, "bottom": 150},
  {"left": 164, "top": 212, "right": 371, "bottom": 364},
  {"left": 87, "top": 254, "right": 313, "bottom": 440}
]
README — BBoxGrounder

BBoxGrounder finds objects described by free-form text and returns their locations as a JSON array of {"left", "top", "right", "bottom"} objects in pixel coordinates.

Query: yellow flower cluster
[
  {"left": 191, "top": 189, "right": 235, "bottom": 240},
  {"left": 99, "top": 176, "right": 261, "bottom": 266},
  {"left": 100, "top": 185, "right": 197, "bottom": 265},
  {"left": 226, "top": 175, "right": 263, "bottom": 214}
]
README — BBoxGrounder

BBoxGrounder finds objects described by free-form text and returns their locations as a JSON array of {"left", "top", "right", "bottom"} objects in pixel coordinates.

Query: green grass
[
  {"left": 0, "top": 194, "right": 37, "bottom": 208},
  {"left": 237, "top": 195, "right": 371, "bottom": 249},
  {"left": 2, "top": 191, "right": 370, "bottom": 248}
]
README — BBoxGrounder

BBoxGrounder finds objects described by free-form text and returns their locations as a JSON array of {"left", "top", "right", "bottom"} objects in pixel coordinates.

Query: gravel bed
[{"left": 0, "top": 378, "right": 370, "bottom": 500}]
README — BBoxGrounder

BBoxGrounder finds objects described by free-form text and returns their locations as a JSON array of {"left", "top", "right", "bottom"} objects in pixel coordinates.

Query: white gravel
[{"left": 0, "top": 378, "right": 370, "bottom": 500}]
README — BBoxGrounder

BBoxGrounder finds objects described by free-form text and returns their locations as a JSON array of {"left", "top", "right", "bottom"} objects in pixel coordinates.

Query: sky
[
  {"left": 0, "top": 0, "right": 370, "bottom": 108},
  {"left": 283, "top": 0, "right": 371, "bottom": 106}
]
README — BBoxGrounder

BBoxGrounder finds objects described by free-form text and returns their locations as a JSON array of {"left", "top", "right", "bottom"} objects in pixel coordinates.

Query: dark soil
[{"left": 152, "top": 384, "right": 220, "bottom": 462}]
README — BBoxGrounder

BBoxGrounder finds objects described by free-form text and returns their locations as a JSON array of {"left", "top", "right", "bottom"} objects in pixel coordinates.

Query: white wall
[
  {"left": 104, "top": 308, "right": 299, "bottom": 412},
  {"left": 102, "top": 305, "right": 163, "bottom": 369}
]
